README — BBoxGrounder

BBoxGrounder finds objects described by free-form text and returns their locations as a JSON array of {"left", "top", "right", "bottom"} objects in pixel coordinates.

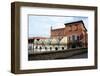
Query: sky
[{"left": 28, "top": 15, "right": 88, "bottom": 38}]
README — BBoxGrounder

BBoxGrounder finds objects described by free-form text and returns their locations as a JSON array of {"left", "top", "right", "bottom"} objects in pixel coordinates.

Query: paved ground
[
  {"left": 68, "top": 52, "right": 87, "bottom": 59},
  {"left": 56, "top": 52, "right": 87, "bottom": 59},
  {"left": 28, "top": 48, "right": 88, "bottom": 60}
]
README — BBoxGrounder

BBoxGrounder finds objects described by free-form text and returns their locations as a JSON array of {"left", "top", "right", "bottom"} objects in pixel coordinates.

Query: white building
[{"left": 28, "top": 36, "right": 68, "bottom": 54}]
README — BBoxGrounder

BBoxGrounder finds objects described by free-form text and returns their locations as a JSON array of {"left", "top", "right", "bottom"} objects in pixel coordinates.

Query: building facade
[
  {"left": 28, "top": 37, "right": 67, "bottom": 54},
  {"left": 51, "top": 20, "right": 88, "bottom": 49},
  {"left": 28, "top": 20, "right": 88, "bottom": 54}
]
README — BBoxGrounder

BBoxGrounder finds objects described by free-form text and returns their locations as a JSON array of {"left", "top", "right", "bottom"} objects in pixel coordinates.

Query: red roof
[{"left": 28, "top": 37, "right": 48, "bottom": 40}]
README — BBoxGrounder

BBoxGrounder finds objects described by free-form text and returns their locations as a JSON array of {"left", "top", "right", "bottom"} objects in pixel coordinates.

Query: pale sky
[{"left": 28, "top": 15, "right": 88, "bottom": 37}]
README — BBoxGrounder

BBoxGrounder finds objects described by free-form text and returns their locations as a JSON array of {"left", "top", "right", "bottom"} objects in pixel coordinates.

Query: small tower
[
  {"left": 50, "top": 26, "right": 52, "bottom": 38},
  {"left": 51, "top": 26, "right": 52, "bottom": 31}
]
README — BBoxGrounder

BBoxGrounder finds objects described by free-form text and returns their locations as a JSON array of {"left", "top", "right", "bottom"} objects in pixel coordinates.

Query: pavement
[{"left": 28, "top": 48, "right": 88, "bottom": 60}]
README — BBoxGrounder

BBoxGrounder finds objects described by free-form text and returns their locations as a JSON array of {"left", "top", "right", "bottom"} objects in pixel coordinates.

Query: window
[
  {"left": 28, "top": 46, "right": 32, "bottom": 50},
  {"left": 72, "top": 35, "right": 75, "bottom": 41},
  {"left": 77, "top": 36, "right": 80, "bottom": 41},
  {"left": 50, "top": 47, "right": 52, "bottom": 50},
  {"left": 45, "top": 47, "right": 47, "bottom": 50},
  {"left": 75, "top": 35, "right": 77, "bottom": 40},
  {"left": 39, "top": 47, "right": 42, "bottom": 50},
  {"left": 62, "top": 47, "right": 64, "bottom": 50},
  {"left": 55, "top": 47, "right": 58, "bottom": 50},
  {"left": 69, "top": 36, "right": 70, "bottom": 41},
  {"left": 35, "top": 46, "right": 38, "bottom": 49}
]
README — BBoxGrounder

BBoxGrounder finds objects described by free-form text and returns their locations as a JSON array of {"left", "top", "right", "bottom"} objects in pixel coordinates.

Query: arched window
[
  {"left": 35, "top": 46, "right": 38, "bottom": 49},
  {"left": 50, "top": 47, "right": 52, "bottom": 50},
  {"left": 55, "top": 47, "right": 58, "bottom": 50},
  {"left": 45, "top": 47, "right": 47, "bottom": 50},
  {"left": 39, "top": 47, "right": 42, "bottom": 50},
  {"left": 62, "top": 47, "right": 64, "bottom": 50}
]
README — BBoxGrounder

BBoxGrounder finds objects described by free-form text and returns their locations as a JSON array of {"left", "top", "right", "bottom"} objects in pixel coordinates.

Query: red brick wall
[
  {"left": 51, "top": 23, "right": 86, "bottom": 37},
  {"left": 51, "top": 22, "right": 88, "bottom": 48},
  {"left": 51, "top": 28, "right": 65, "bottom": 38}
]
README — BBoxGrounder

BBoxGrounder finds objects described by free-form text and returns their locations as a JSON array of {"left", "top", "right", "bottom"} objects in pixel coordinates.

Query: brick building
[
  {"left": 51, "top": 20, "right": 88, "bottom": 48},
  {"left": 28, "top": 20, "right": 88, "bottom": 54}
]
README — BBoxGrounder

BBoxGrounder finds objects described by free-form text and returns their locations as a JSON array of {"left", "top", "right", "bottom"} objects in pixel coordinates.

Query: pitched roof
[{"left": 64, "top": 20, "right": 87, "bottom": 31}]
